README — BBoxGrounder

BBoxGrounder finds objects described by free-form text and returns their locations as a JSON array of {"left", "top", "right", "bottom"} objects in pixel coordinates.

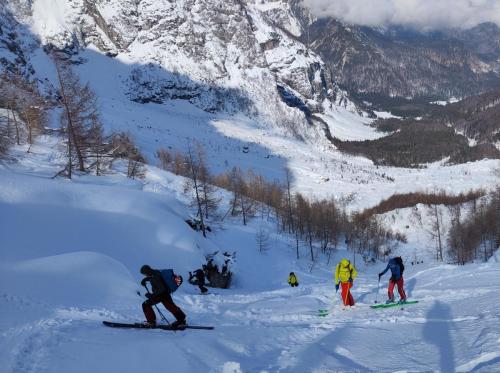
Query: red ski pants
[
  {"left": 388, "top": 277, "right": 406, "bottom": 301},
  {"left": 340, "top": 281, "right": 355, "bottom": 306},
  {"left": 142, "top": 292, "right": 186, "bottom": 323}
]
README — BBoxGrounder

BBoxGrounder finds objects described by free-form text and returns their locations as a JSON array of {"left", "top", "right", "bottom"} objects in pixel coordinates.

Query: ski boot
[
  {"left": 141, "top": 320, "right": 156, "bottom": 328},
  {"left": 171, "top": 319, "right": 187, "bottom": 329}
]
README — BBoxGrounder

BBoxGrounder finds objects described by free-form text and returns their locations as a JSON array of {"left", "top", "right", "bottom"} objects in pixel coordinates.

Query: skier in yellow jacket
[
  {"left": 288, "top": 272, "right": 299, "bottom": 287},
  {"left": 335, "top": 258, "right": 358, "bottom": 306}
]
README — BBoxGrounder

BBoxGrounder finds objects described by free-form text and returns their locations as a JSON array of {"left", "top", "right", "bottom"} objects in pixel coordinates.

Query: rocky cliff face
[
  {"left": 303, "top": 16, "right": 500, "bottom": 102},
  {"left": 1, "top": 0, "right": 352, "bottom": 139},
  {"left": 0, "top": 0, "right": 33, "bottom": 76},
  {"left": 3, "top": 0, "right": 497, "bottom": 137}
]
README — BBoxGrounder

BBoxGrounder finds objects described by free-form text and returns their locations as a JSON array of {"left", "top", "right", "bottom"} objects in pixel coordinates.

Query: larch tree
[{"left": 54, "top": 57, "right": 101, "bottom": 178}]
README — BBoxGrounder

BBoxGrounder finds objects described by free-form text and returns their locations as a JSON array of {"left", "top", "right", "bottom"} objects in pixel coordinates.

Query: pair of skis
[
  {"left": 102, "top": 321, "right": 214, "bottom": 331},
  {"left": 370, "top": 300, "right": 418, "bottom": 309},
  {"left": 318, "top": 300, "right": 419, "bottom": 315}
]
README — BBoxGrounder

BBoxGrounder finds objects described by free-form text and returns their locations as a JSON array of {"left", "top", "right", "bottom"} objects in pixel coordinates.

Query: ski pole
[{"left": 143, "top": 284, "right": 170, "bottom": 325}]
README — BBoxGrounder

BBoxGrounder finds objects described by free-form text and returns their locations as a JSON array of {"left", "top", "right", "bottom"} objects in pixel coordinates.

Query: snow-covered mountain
[
  {"left": 4, "top": 0, "right": 500, "bottom": 123},
  {"left": 2, "top": 0, "right": 357, "bottom": 140},
  {"left": 305, "top": 19, "right": 500, "bottom": 102}
]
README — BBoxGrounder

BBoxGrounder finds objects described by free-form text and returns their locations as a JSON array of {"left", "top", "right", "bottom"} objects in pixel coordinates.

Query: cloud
[{"left": 302, "top": 0, "right": 500, "bottom": 30}]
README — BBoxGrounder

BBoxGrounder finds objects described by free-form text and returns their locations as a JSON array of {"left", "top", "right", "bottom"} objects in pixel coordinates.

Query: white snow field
[{"left": 1, "top": 140, "right": 500, "bottom": 373}]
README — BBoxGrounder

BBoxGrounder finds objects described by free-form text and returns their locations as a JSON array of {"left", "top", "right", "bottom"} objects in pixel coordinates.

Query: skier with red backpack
[
  {"left": 140, "top": 265, "right": 186, "bottom": 328},
  {"left": 378, "top": 257, "right": 407, "bottom": 304}
]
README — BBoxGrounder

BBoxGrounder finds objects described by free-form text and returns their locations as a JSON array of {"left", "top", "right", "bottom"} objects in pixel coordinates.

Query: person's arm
[
  {"left": 350, "top": 264, "right": 358, "bottom": 280},
  {"left": 141, "top": 276, "right": 152, "bottom": 286},
  {"left": 379, "top": 264, "right": 390, "bottom": 277},
  {"left": 334, "top": 264, "right": 340, "bottom": 285}
]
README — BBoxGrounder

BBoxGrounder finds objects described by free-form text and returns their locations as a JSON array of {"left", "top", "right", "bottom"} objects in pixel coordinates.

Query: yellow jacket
[
  {"left": 288, "top": 273, "right": 298, "bottom": 285},
  {"left": 335, "top": 258, "right": 357, "bottom": 285}
]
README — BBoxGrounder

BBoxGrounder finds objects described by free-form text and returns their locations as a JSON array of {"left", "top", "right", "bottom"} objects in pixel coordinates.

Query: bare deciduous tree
[
  {"left": 427, "top": 204, "right": 444, "bottom": 261},
  {"left": 448, "top": 188, "right": 500, "bottom": 264},
  {"left": 183, "top": 144, "right": 220, "bottom": 230},
  {"left": 111, "top": 132, "right": 146, "bottom": 179},
  {"left": 184, "top": 144, "right": 207, "bottom": 237},
  {"left": 54, "top": 57, "right": 102, "bottom": 178},
  {"left": 0, "top": 72, "right": 47, "bottom": 153},
  {"left": 255, "top": 222, "right": 270, "bottom": 253}
]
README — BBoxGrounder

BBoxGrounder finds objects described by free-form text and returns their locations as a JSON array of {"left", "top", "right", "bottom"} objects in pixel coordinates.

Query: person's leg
[
  {"left": 387, "top": 280, "right": 396, "bottom": 301},
  {"left": 397, "top": 277, "right": 406, "bottom": 301},
  {"left": 142, "top": 298, "right": 159, "bottom": 323},
  {"left": 341, "top": 282, "right": 350, "bottom": 306},
  {"left": 161, "top": 293, "right": 186, "bottom": 322},
  {"left": 347, "top": 282, "right": 355, "bottom": 306}
]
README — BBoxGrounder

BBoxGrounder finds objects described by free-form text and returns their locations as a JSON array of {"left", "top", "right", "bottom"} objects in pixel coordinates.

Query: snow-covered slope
[
  {"left": 3, "top": 0, "right": 498, "bottom": 212},
  {"left": 1, "top": 140, "right": 500, "bottom": 373}
]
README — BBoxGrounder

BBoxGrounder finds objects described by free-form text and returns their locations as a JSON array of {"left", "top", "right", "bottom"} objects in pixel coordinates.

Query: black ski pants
[{"left": 142, "top": 292, "right": 185, "bottom": 323}]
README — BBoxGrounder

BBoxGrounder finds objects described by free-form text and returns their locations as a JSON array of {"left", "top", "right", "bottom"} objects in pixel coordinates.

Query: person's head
[
  {"left": 290, "top": 272, "right": 295, "bottom": 276},
  {"left": 140, "top": 264, "right": 153, "bottom": 276},
  {"left": 340, "top": 258, "right": 350, "bottom": 267}
]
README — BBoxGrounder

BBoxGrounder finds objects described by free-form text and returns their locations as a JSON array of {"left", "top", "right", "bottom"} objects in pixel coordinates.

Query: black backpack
[{"left": 394, "top": 257, "right": 404, "bottom": 275}]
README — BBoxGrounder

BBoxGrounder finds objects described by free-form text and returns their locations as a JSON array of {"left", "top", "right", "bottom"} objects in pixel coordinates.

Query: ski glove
[
  {"left": 378, "top": 273, "right": 382, "bottom": 280},
  {"left": 141, "top": 278, "right": 148, "bottom": 287},
  {"left": 335, "top": 284, "right": 339, "bottom": 292},
  {"left": 145, "top": 293, "right": 152, "bottom": 299}
]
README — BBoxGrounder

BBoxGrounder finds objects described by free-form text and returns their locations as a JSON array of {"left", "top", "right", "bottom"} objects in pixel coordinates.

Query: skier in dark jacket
[
  {"left": 378, "top": 257, "right": 407, "bottom": 304},
  {"left": 189, "top": 269, "right": 208, "bottom": 294},
  {"left": 140, "top": 265, "right": 186, "bottom": 328}
]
